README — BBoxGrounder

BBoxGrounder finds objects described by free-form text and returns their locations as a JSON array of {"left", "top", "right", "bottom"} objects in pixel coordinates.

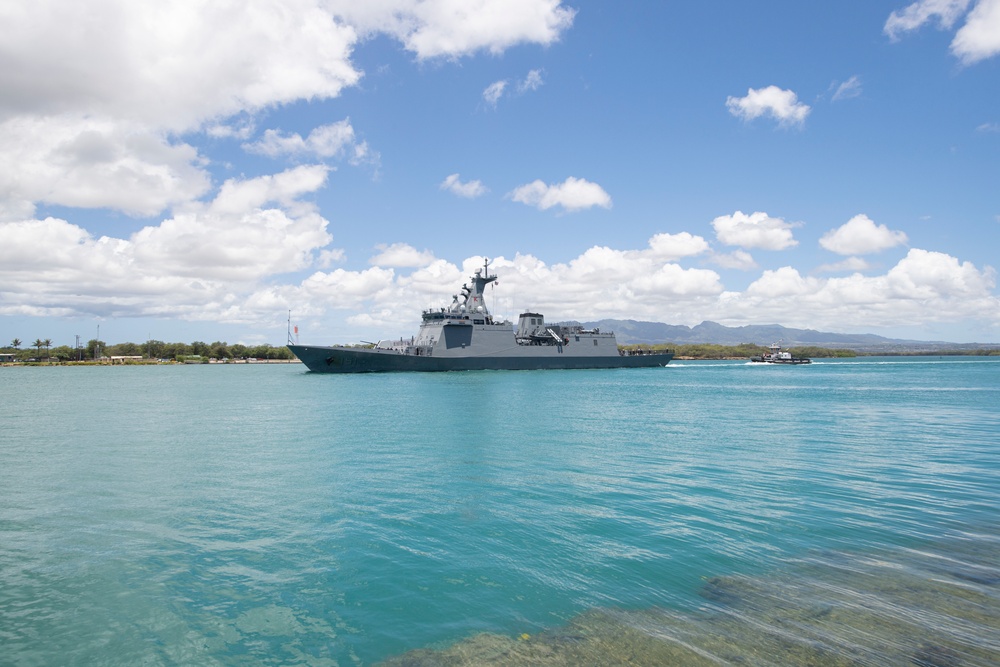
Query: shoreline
[
  {"left": 6, "top": 354, "right": 1000, "bottom": 367},
  {"left": 1, "top": 359, "right": 301, "bottom": 367}
]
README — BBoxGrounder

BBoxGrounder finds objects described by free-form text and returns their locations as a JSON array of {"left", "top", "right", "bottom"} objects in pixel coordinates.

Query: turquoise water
[{"left": 1, "top": 358, "right": 998, "bottom": 665}]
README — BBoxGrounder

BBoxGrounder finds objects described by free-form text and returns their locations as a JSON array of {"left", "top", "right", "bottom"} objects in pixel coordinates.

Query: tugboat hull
[
  {"left": 749, "top": 342, "right": 811, "bottom": 365},
  {"left": 749, "top": 356, "right": 811, "bottom": 365}
]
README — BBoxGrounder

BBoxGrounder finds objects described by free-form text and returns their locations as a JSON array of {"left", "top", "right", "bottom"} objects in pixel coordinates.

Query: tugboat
[
  {"left": 289, "top": 259, "right": 673, "bottom": 373},
  {"left": 750, "top": 342, "right": 811, "bottom": 365}
]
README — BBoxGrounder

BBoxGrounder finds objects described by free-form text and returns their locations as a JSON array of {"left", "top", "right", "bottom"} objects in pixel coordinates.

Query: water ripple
[{"left": 1, "top": 359, "right": 998, "bottom": 665}]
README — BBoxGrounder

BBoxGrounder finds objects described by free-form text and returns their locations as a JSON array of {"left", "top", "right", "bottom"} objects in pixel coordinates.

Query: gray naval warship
[{"left": 289, "top": 259, "right": 673, "bottom": 373}]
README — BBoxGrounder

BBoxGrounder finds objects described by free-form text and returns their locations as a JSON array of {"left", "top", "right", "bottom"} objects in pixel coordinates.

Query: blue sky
[{"left": 2, "top": 0, "right": 999, "bottom": 347}]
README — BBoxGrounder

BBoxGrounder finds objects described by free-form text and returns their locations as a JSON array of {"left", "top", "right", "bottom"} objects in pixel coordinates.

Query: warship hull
[
  {"left": 290, "top": 344, "right": 673, "bottom": 373},
  {"left": 288, "top": 258, "right": 673, "bottom": 374}
]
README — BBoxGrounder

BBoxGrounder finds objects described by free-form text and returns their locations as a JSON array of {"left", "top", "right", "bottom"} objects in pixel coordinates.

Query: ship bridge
[{"left": 424, "top": 259, "right": 498, "bottom": 325}]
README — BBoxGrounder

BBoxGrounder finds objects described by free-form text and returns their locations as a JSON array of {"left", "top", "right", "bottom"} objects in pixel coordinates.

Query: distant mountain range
[{"left": 559, "top": 319, "right": 997, "bottom": 351}]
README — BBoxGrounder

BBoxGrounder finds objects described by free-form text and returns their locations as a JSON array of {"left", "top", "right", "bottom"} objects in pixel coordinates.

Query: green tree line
[
  {"left": 622, "top": 343, "right": 1000, "bottom": 358},
  {"left": 1, "top": 338, "right": 294, "bottom": 363},
  {"left": 620, "top": 343, "right": 858, "bottom": 359}
]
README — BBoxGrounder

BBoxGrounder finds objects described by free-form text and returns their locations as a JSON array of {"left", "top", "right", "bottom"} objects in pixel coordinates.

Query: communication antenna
[
  {"left": 491, "top": 275, "right": 497, "bottom": 317},
  {"left": 286, "top": 310, "right": 298, "bottom": 345}
]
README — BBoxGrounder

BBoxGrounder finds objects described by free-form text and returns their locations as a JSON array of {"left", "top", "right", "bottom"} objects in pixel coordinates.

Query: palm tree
[
  {"left": 43, "top": 339, "right": 52, "bottom": 361},
  {"left": 10, "top": 338, "right": 20, "bottom": 350},
  {"left": 33, "top": 338, "right": 43, "bottom": 359}
]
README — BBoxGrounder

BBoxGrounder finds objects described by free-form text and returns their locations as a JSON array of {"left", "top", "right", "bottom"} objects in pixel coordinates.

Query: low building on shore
[{"left": 110, "top": 355, "right": 145, "bottom": 364}]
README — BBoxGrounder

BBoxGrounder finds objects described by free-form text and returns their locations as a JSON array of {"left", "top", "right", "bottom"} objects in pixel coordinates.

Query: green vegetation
[
  {"left": 0, "top": 338, "right": 295, "bottom": 364},
  {"left": 3, "top": 337, "right": 997, "bottom": 365},
  {"left": 621, "top": 343, "right": 1000, "bottom": 359},
  {"left": 620, "top": 343, "right": 857, "bottom": 359},
  {"left": 859, "top": 348, "right": 1000, "bottom": 356},
  {"left": 782, "top": 346, "right": 857, "bottom": 359}
]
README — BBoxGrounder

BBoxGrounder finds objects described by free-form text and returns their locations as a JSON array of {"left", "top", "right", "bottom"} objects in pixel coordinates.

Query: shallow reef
[{"left": 380, "top": 532, "right": 1000, "bottom": 666}]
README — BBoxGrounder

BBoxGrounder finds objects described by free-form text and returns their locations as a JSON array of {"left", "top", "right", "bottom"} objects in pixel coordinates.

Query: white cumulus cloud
[
  {"left": 243, "top": 119, "right": 367, "bottom": 160},
  {"left": 726, "top": 86, "right": 810, "bottom": 127},
  {"left": 746, "top": 266, "right": 821, "bottom": 298},
  {"left": 0, "top": 0, "right": 573, "bottom": 220},
  {"left": 210, "top": 165, "right": 331, "bottom": 215},
  {"left": 816, "top": 257, "right": 872, "bottom": 274},
  {"left": 480, "top": 250, "right": 724, "bottom": 321},
  {"left": 279, "top": 245, "right": 1000, "bottom": 342},
  {"left": 720, "top": 249, "right": 998, "bottom": 334},
  {"left": 887, "top": 248, "right": 993, "bottom": 299},
  {"left": 0, "top": 116, "right": 210, "bottom": 221},
  {"left": 314, "top": 238, "right": 725, "bottom": 333},
  {"left": 0, "top": 166, "right": 335, "bottom": 320},
  {"left": 647, "top": 232, "right": 712, "bottom": 261},
  {"left": 0, "top": 1, "right": 362, "bottom": 133},
  {"left": 712, "top": 211, "right": 799, "bottom": 250},
  {"left": 884, "top": 0, "right": 1000, "bottom": 64},
  {"left": 508, "top": 177, "right": 612, "bottom": 213},
  {"left": 884, "top": 0, "right": 971, "bottom": 40},
  {"left": 299, "top": 267, "right": 398, "bottom": 310},
  {"left": 711, "top": 250, "right": 758, "bottom": 271},
  {"left": 819, "top": 214, "right": 909, "bottom": 255},
  {"left": 953, "top": 0, "right": 1000, "bottom": 63},
  {"left": 329, "top": 0, "right": 576, "bottom": 60},
  {"left": 370, "top": 243, "right": 437, "bottom": 268},
  {"left": 440, "top": 173, "right": 488, "bottom": 198}
]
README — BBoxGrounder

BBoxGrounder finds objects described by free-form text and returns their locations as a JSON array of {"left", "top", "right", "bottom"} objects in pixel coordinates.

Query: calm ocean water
[{"left": 1, "top": 358, "right": 998, "bottom": 666}]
